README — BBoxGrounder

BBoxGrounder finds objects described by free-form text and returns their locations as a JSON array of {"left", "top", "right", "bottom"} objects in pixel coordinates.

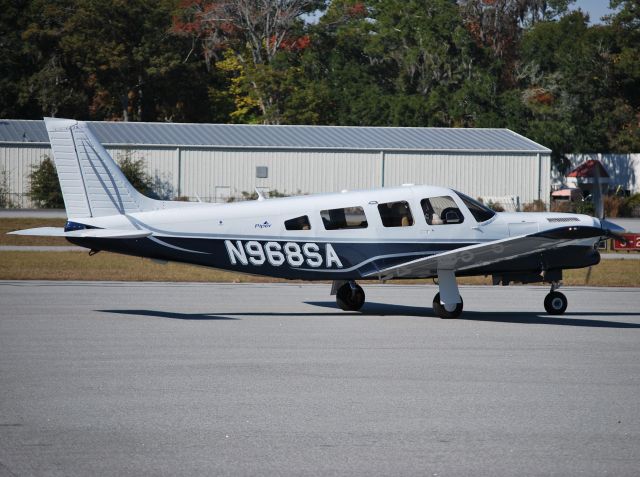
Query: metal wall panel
[
  {"left": 0, "top": 145, "right": 50, "bottom": 207},
  {"left": 1, "top": 144, "right": 550, "bottom": 208},
  {"left": 180, "top": 149, "right": 381, "bottom": 201},
  {"left": 384, "top": 152, "right": 550, "bottom": 205},
  {"left": 105, "top": 147, "right": 179, "bottom": 199}
]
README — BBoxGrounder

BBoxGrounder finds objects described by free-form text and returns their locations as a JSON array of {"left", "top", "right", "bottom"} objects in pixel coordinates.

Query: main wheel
[
  {"left": 544, "top": 291, "right": 567, "bottom": 315},
  {"left": 336, "top": 283, "right": 365, "bottom": 311},
  {"left": 432, "top": 292, "right": 463, "bottom": 319}
]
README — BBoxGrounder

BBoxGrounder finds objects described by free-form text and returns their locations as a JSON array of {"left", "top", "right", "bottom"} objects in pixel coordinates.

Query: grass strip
[
  {"left": 0, "top": 218, "right": 67, "bottom": 246},
  {"left": 1, "top": 251, "right": 638, "bottom": 286}
]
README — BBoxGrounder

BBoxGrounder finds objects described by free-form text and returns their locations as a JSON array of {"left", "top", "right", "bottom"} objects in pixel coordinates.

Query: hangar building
[{"left": 0, "top": 119, "right": 550, "bottom": 208}]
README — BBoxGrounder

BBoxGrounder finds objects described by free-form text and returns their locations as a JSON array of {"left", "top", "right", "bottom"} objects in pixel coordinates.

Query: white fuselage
[{"left": 65, "top": 185, "right": 602, "bottom": 281}]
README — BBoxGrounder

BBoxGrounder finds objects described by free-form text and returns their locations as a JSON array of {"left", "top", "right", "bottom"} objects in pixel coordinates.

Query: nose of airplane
[{"left": 595, "top": 217, "right": 627, "bottom": 240}]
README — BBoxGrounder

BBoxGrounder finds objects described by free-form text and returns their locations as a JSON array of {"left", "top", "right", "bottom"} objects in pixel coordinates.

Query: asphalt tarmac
[{"left": 1, "top": 281, "right": 639, "bottom": 476}]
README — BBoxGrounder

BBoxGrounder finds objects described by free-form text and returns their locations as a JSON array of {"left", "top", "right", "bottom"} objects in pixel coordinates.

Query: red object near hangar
[{"left": 612, "top": 234, "right": 640, "bottom": 251}]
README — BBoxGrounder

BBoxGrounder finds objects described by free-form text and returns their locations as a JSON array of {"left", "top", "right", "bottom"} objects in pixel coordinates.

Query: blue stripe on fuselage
[{"left": 65, "top": 235, "right": 472, "bottom": 280}]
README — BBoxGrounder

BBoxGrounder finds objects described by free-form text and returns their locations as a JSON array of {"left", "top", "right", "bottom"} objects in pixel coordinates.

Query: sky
[
  {"left": 573, "top": 0, "right": 619, "bottom": 23},
  {"left": 303, "top": 1, "right": 620, "bottom": 26}
]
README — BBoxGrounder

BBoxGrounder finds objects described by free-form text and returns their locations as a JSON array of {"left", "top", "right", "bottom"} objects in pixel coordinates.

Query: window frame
[
  {"left": 454, "top": 191, "right": 497, "bottom": 223},
  {"left": 320, "top": 206, "right": 368, "bottom": 230},
  {"left": 284, "top": 215, "right": 311, "bottom": 231},
  {"left": 420, "top": 196, "right": 465, "bottom": 225},
  {"left": 377, "top": 200, "right": 415, "bottom": 228}
]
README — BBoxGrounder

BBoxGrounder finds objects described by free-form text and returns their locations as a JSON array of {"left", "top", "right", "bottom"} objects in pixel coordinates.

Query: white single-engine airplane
[{"left": 11, "top": 118, "right": 625, "bottom": 318}]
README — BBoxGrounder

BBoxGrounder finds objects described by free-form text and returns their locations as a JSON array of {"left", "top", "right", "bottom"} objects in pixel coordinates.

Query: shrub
[
  {"left": 575, "top": 201, "right": 595, "bottom": 216},
  {"left": 0, "top": 169, "right": 15, "bottom": 208},
  {"left": 116, "top": 152, "right": 154, "bottom": 197},
  {"left": 28, "top": 156, "right": 64, "bottom": 208},
  {"left": 603, "top": 195, "right": 625, "bottom": 218},
  {"left": 234, "top": 189, "right": 290, "bottom": 202},
  {"left": 623, "top": 193, "right": 640, "bottom": 217},
  {"left": 522, "top": 199, "right": 546, "bottom": 212},
  {"left": 486, "top": 200, "right": 505, "bottom": 212},
  {"left": 550, "top": 201, "right": 573, "bottom": 213}
]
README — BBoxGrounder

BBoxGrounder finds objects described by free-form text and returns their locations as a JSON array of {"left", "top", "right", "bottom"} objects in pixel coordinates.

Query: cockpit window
[
  {"left": 421, "top": 196, "right": 464, "bottom": 225},
  {"left": 285, "top": 215, "right": 311, "bottom": 230},
  {"left": 320, "top": 206, "right": 368, "bottom": 230},
  {"left": 378, "top": 201, "right": 414, "bottom": 227},
  {"left": 455, "top": 191, "right": 496, "bottom": 223}
]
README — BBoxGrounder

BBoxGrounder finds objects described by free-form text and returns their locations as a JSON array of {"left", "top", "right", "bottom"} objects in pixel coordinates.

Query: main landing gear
[
  {"left": 432, "top": 292, "right": 463, "bottom": 319},
  {"left": 544, "top": 282, "right": 568, "bottom": 315},
  {"left": 432, "top": 269, "right": 463, "bottom": 319},
  {"left": 334, "top": 280, "right": 366, "bottom": 311}
]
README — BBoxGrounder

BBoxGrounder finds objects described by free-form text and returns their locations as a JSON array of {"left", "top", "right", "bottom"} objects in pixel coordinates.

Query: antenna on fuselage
[{"left": 255, "top": 188, "right": 266, "bottom": 201}]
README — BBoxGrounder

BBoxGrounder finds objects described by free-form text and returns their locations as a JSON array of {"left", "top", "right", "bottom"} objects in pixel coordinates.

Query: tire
[
  {"left": 432, "top": 292, "right": 463, "bottom": 319},
  {"left": 336, "top": 283, "right": 365, "bottom": 311},
  {"left": 544, "top": 291, "right": 567, "bottom": 315}
]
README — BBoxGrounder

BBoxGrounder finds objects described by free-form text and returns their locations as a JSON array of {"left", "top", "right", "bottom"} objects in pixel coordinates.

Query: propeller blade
[
  {"left": 593, "top": 162, "right": 604, "bottom": 220},
  {"left": 599, "top": 218, "right": 627, "bottom": 243}
]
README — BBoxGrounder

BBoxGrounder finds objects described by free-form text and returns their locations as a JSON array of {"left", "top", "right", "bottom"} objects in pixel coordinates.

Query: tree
[
  {"left": 172, "top": 0, "right": 324, "bottom": 123},
  {"left": 518, "top": 11, "right": 617, "bottom": 167},
  {"left": 13, "top": 0, "right": 215, "bottom": 122},
  {"left": 0, "top": 169, "right": 15, "bottom": 208},
  {"left": 19, "top": 0, "right": 88, "bottom": 118},
  {"left": 116, "top": 153, "right": 155, "bottom": 197},
  {"left": 28, "top": 156, "right": 64, "bottom": 208},
  {"left": 605, "top": 0, "right": 640, "bottom": 151}
]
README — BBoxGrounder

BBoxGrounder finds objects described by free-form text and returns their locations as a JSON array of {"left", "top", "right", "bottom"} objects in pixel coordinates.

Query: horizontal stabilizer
[{"left": 8, "top": 227, "right": 151, "bottom": 239}]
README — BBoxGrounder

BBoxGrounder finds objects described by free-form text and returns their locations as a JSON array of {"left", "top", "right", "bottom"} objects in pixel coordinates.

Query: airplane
[{"left": 10, "top": 118, "right": 626, "bottom": 318}]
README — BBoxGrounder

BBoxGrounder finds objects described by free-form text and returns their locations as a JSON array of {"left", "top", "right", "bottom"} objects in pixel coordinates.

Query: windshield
[{"left": 454, "top": 191, "right": 496, "bottom": 223}]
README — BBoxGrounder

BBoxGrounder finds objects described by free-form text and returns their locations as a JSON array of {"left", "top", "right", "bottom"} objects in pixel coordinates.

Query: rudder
[{"left": 44, "top": 117, "right": 156, "bottom": 218}]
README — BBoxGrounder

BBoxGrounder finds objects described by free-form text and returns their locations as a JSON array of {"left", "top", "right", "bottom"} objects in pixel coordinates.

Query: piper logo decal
[
  {"left": 254, "top": 221, "right": 271, "bottom": 229},
  {"left": 225, "top": 240, "right": 343, "bottom": 268}
]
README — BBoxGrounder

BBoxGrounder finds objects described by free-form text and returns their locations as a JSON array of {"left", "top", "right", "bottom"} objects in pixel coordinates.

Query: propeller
[
  {"left": 592, "top": 161, "right": 627, "bottom": 241},
  {"left": 585, "top": 160, "right": 626, "bottom": 284},
  {"left": 592, "top": 161, "right": 604, "bottom": 220}
]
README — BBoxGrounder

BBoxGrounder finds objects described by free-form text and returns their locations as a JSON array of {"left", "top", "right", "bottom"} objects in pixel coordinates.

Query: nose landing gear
[{"left": 544, "top": 282, "right": 568, "bottom": 315}]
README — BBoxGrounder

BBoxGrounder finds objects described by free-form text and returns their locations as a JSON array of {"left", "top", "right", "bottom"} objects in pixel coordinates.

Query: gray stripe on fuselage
[
  {"left": 298, "top": 251, "right": 437, "bottom": 273},
  {"left": 148, "top": 236, "right": 210, "bottom": 254}
]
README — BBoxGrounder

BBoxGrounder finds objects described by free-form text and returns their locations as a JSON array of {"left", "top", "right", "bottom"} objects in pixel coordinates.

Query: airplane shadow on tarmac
[
  {"left": 98, "top": 309, "right": 240, "bottom": 321},
  {"left": 306, "top": 301, "right": 640, "bottom": 329},
  {"left": 99, "top": 303, "right": 640, "bottom": 328}
]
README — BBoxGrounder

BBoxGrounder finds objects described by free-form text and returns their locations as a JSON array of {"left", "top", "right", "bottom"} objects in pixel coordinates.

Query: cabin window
[
  {"left": 320, "top": 206, "right": 368, "bottom": 230},
  {"left": 285, "top": 215, "right": 311, "bottom": 230},
  {"left": 421, "top": 196, "right": 464, "bottom": 225},
  {"left": 378, "top": 201, "right": 414, "bottom": 227},
  {"left": 455, "top": 191, "right": 496, "bottom": 223}
]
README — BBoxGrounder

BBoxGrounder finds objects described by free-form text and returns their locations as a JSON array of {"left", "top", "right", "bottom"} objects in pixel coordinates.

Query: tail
[{"left": 45, "top": 117, "right": 157, "bottom": 218}]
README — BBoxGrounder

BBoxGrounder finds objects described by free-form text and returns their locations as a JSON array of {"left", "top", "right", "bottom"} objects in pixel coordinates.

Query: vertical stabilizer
[{"left": 44, "top": 118, "right": 156, "bottom": 218}]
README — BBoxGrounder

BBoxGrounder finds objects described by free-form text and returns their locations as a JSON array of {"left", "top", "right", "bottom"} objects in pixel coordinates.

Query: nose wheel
[
  {"left": 544, "top": 281, "right": 567, "bottom": 315},
  {"left": 544, "top": 291, "right": 567, "bottom": 315}
]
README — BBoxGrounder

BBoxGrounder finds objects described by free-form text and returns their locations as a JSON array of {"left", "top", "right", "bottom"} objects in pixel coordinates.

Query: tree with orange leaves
[{"left": 172, "top": 0, "right": 324, "bottom": 123}]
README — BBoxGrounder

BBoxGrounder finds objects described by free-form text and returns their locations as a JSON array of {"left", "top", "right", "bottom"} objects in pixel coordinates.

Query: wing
[
  {"left": 8, "top": 227, "right": 151, "bottom": 239},
  {"left": 366, "top": 226, "right": 604, "bottom": 280}
]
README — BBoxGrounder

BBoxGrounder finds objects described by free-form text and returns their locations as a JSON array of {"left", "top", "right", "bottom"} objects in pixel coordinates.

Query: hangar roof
[{"left": 0, "top": 119, "right": 550, "bottom": 153}]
